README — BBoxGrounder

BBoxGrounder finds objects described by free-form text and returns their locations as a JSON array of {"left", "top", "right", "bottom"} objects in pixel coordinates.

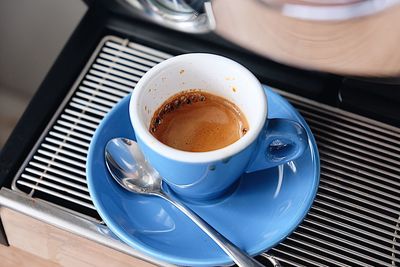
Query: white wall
[{"left": 0, "top": 0, "right": 87, "bottom": 146}]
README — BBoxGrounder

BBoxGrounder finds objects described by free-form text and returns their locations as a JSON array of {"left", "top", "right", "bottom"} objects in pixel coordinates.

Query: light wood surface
[
  {"left": 0, "top": 208, "right": 157, "bottom": 267},
  {"left": 213, "top": 0, "right": 400, "bottom": 76},
  {"left": 0, "top": 245, "right": 60, "bottom": 267}
]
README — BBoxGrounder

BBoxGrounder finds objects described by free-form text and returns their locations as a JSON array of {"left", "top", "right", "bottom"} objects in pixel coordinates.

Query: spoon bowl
[{"left": 105, "top": 138, "right": 162, "bottom": 194}]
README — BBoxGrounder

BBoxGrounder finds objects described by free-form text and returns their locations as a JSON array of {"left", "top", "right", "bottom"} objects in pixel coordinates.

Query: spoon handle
[{"left": 158, "top": 191, "right": 280, "bottom": 267}]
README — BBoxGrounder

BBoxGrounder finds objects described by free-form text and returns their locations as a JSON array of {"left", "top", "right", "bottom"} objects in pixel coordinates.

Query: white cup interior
[{"left": 130, "top": 53, "right": 267, "bottom": 163}]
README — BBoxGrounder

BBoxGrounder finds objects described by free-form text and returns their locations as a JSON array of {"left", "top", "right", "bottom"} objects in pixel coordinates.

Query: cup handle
[{"left": 245, "top": 118, "right": 308, "bottom": 173}]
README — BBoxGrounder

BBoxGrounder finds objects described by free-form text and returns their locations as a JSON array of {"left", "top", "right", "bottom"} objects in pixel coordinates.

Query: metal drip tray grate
[{"left": 12, "top": 35, "right": 400, "bottom": 266}]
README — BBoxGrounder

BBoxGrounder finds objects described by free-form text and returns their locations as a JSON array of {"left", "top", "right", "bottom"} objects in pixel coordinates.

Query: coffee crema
[{"left": 149, "top": 90, "right": 249, "bottom": 152}]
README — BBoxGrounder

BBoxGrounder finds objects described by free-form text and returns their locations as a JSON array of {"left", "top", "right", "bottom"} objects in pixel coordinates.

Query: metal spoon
[{"left": 105, "top": 137, "right": 280, "bottom": 267}]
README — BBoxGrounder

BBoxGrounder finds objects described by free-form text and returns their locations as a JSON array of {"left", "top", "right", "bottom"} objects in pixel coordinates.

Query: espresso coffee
[{"left": 150, "top": 90, "right": 249, "bottom": 152}]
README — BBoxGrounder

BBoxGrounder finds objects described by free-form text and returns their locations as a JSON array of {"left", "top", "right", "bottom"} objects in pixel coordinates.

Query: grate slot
[
  {"left": 298, "top": 109, "right": 400, "bottom": 147},
  {"left": 64, "top": 109, "right": 102, "bottom": 123},
  {"left": 288, "top": 97, "right": 400, "bottom": 138},
  {"left": 321, "top": 157, "right": 400, "bottom": 190},
  {"left": 84, "top": 74, "right": 134, "bottom": 92},
  {"left": 60, "top": 114, "right": 99, "bottom": 129},
  {"left": 320, "top": 153, "right": 399, "bottom": 182},
  {"left": 98, "top": 53, "right": 152, "bottom": 73},
  {"left": 69, "top": 102, "right": 107, "bottom": 117},
  {"left": 48, "top": 132, "right": 90, "bottom": 148},
  {"left": 41, "top": 143, "right": 87, "bottom": 161},
  {"left": 125, "top": 41, "right": 171, "bottom": 60},
  {"left": 318, "top": 185, "right": 399, "bottom": 216},
  {"left": 320, "top": 178, "right": 400, "bottom": 210},
  {"left": 311, "top": 205, "right": 400, "bottom": 234},
  {"left": 318, "top": 142, "right": 400, "bottom": 172},
  {"left": 309, "top": 123, "right": 399, "bottom": 158},
  {"left": 272, "top": 243, "right": 352, "bottom": 267},
  {"left": 71, "top": 98, "right": 112, "bottom": 113},
  {"left": 302, "top": 219, "right": 399, "bottom": 254},
  {"left": 54, "top": 120, "right": 94, "bottom": 134},
  {"left": 315, "top": 132, "right": 400, "bottom": 167},
  {"left": 83, "top": 79, "right": 133, "bottom": 95},
  {"left": 11, "top": 35, "right": 400, "bottom": 266},
  {"left": 25, "top": 167, "right": 87, "bottom": 189},
  {"left": 282, "top": 236, "right": 374, "bottom": 266},
  {"left": 91, "top": 64, "right": 141, "bottom": 83},
  {"left": 53, "top": 126, "right": 92, "bottom": 142},
  {"left": 29, "top": 162, "right": 85, "bottom": 185},
  {"left": 75, "top": 92, "right": 117, "bottom": 108},
  {"left": 78, "top": 86, "right": 123, "bottom": 103},
  {"left": 20, "top": 174, "right": 91, "bottom": 201},
  {"left": 102, "top": 47, "right": 158, "bottom": 67},
  {"left": 17, "top": 180, "right": 95, "bottom": 209},
  {"left": 307, "top": 211, "right": 400, "bottom": 243},
  {"left": 106, "top": 41, "right": 168, "bottom": 62},
  {"left": 33, "top": 156, "right": 86, "bottom": 177},
  {"left": 87, "top": 69, "right": 137, "bottom": 87},
  {"left": 36, "top": 150, "right": 86, "bottom": 169},
  {"left": 290, "top": 232, "right": 392, "bottom": 266},
  {"left": 299, "top": 224, "right": 400, "bottom": 263},
  {"left": 321, "top": 169, "right": 400, "bottom": 202},
  {"left": 322, "top": 164, "right": 400, "bottom": 194},
  {"left": 96, "top": 58, "right": 146, "bottom": 77},
  {"left": 314, "top": 196, "right": 399, "bottom": 226},
  {"left": 270, "top": 247, "right": 331, "bottom": 267}
]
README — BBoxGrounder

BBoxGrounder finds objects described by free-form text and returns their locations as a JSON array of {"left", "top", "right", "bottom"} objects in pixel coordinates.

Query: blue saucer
[{"left": 87, "top": 86, "right": 320, "bottom": 267}]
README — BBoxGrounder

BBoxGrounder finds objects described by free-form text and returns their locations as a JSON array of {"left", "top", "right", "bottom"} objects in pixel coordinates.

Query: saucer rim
[{"left": 86, "top": 86, "right": 320, "bottom": 266}]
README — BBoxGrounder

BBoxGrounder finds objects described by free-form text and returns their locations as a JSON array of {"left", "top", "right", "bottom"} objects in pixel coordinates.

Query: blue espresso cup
[{"left": 130, "top": 54, "right": 307, "bottom": 200}]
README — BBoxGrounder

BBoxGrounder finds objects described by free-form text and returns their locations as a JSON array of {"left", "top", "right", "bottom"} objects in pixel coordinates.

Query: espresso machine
[
  {"left": 99, "top": 0, "right": 400, "bottom": 125},
  {"left": 0, "top": 1, "right": 399, "bottom": 266}
]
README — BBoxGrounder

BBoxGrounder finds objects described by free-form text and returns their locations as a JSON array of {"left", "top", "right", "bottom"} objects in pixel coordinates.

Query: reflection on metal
[
  {"left": 0, "top": 188, "right": 172, "bottom": 267},
  {"left": 118, "top": 0, "right": 212, "bottom": 33},
  {"left": 6, "top": 35, "right": 400, "bottom": 266}
]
